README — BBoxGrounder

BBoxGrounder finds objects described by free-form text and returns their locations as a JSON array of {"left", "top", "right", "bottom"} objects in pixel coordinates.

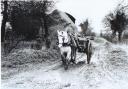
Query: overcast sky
[{"left": 56, "top": 0, "right": 127, "bottom": 33}]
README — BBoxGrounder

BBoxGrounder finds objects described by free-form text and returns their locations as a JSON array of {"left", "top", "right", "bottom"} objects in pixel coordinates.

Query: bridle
[{"left": 57, "top": 34, "right": 70, "bottom": 47}]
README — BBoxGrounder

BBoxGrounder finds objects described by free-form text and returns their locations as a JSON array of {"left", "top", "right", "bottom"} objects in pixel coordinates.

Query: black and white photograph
[{"left": 1, "top": 0, "right": 128, "bottom": 89}]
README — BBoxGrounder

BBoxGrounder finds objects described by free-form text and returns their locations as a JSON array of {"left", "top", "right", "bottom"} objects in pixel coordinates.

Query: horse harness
[{"left": 58, "top": 34, "right": 71, "bottom": 47}]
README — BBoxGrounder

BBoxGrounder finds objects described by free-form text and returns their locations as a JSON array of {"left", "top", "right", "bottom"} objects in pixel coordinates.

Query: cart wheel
[{"left": 87, "top": 43, "right": 92, "bottom": 64}]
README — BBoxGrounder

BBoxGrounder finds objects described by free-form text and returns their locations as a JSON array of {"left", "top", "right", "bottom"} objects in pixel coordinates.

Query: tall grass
[{"left": 101, "top": 33, "right": 128, "bottom": 44}]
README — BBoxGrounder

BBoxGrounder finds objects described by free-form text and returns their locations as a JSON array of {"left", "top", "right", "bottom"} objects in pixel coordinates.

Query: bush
[
  {"left": 100, "top": 33, "right": 111, "bottom": 43},
  {"left": 2, "top": 49, "right": 61, "bottom": 68},
  {"left": 123, "top": 32, "right": 128, "bottom": 39}
]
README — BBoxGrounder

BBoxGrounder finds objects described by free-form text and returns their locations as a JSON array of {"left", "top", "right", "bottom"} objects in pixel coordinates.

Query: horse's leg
[
  {"left": 87, "top": 43, "right": 92, "bottom": 64},
  {"left": 71, "top": 46, "right": 73, "bottom": 61},
  {"left": 61, "top": 55, "right": 65, "bottom": 65},
  {"left": 67, "top": 47, "right": 71, "bottom": 62},
  {"left": 73, "top": 47, "right": 77, "bottom": 64},
  {"left": 60, "top": 49, "right": 67, "bottom": 68},
  {"left": 70, "top": 46, "right": 74, "bottom": 63},
  {"left": 61, "top": 52, "right": 68, "bottom": 70},
  {"left": 64, "top": 47, "right": 71, "bottom": 69},
  {"left": 70, "top": 46, "right": 76, "bottom": 64}
]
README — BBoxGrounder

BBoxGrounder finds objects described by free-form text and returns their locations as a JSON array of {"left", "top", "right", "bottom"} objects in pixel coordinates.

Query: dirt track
[{"left": 2, "top": 39, "right": 128, "bottom": 89}]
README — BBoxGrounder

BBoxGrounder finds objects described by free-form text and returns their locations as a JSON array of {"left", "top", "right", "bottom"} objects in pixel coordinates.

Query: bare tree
[
  {"left": 79, "top": 19, "right": 89, "bottom": 36},
  {"left": 79, "top": 19, "right": 93, "bottom": 36}
]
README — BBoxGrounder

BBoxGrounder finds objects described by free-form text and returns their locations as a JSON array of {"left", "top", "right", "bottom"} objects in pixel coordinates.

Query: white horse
[{"left": 57, "top": 30, "right": 72, "bottom": 70}]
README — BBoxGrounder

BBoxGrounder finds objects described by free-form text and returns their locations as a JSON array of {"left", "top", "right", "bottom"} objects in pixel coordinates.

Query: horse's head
[{"left": 57, "top": 30, "right": 70, "bottom": 47}]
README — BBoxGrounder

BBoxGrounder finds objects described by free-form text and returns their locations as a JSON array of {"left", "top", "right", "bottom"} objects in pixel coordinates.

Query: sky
[
  {"left": 0, "top": 0, "right": 127, "bottom": 34},
  {"left": 55, "top": 0, "right": 127, "bottom": 33}
]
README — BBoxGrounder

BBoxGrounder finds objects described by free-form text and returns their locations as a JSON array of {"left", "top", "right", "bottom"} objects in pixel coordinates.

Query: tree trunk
[
  {"left": 1, "top": 1, "right": 8, "bottom": 42},
  {"left": 118, "top": 32, "right": 122, "bottom": 42},
  {"left": 40, "top": 18, "right": 44, "bottom": 40},
  {"left": 43, "top": 14, "right": 51, "bottom": 49},
  {"left": 112, "top": 30, "right": 116, "bottom": 38},
  {"left": 41, "top": 13, "right": 50, "bottom": 49},
  {"left": 41, "top": 0, "right": 51, "bottom": 49},
  {"left": 43, "top": 15, "right": 49, "bottom": 39}
]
